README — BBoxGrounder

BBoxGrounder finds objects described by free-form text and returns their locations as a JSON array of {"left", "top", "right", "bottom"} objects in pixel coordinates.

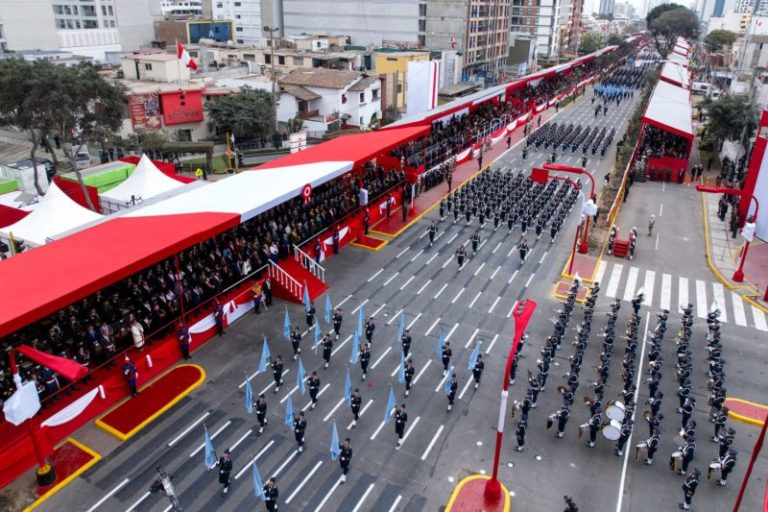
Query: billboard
[
  {"left": 128, "top": 93, "right": 162, "bottom": 131},
  {"left": 188, "top": 21, "right": 234, "bottom": 44},
  {"left": 160, "top": 90, "right": 204, "bottom": 126},
  {"left": 406, "top": 60, "right": 440, "bottom": 118}
]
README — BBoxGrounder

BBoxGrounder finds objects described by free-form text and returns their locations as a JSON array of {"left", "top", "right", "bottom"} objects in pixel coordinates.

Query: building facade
[
  {"left": 160, "top": 0, "right": 203, "bottom": 17},
  {"left": 510, "top": 0, "right": 568, "bottom": 61},
  {"left": 212, "top": 0, "right": 263, "bottom": 46},
  {"left": 598, "top": 0, "right": 615, "bottom": 16}
]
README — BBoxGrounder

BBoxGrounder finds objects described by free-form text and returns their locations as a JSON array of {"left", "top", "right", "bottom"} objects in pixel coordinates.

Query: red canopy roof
[
  {"left": 0, "top": 204, "right": 30, "bottom": 229},
  {"left": 258, "top": 125, "right": 430, "bottom": 170},
  {"left": 0, "top": 212, "right": 239, "bottom": 337}
]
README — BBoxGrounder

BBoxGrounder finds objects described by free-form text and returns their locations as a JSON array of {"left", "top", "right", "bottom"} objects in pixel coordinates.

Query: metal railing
[
  {"left": 268, "top": 259, "right": 303, "bottom": 298},
  {"left": 293, "top": 244, "right": 326, "bottom": 283}
]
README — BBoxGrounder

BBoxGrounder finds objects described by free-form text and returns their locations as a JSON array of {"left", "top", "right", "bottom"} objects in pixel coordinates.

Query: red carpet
[
  {"left": 724, "top": 398, "right": 768, "bottom": 426},
  {"left": 96, "top": 364, "right": 205, "bottom": 441},
  {"left": 351, "top": 235, "right": 389, "bottom": 250},
  {"left": 280, "top": 258, "right": 329, "bottom": 301},
  {"left": 562, "top": 253, "right": 600, "bottom": 281},
  {"left": 446, "top": 475, "right": 510, "bottom": 512},
  {"left": 26, "top": 439, "right": 100, "bottom": 510},
  {"left": 554, "top": 281, "right": 589, "bottom": 303}
]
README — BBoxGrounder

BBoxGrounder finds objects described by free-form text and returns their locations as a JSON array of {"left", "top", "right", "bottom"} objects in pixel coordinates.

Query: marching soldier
[
  {"left": 680, "top": 397, "right": 695, "bottom": 430},
  {"left": 290, "top": 327, "right": 302, "bottom": 360},
  {"left": 401, "top": 329, "right": 412, "bottom": 358},
  {"left": 715, "top": 448, "right": 737, "bottom": 486},
  {"left": 263, "top": 478, "right": 279, "bottom": 511},
  {"left": 308, "top": 371, "right": 321, "bottom": 409},
  {"left": 365, "top": 317, "right": 376, "bottom": 344},
  {"left": 679, "top": 468, "right": 700, "bottom": 510},
  {"left": 216, "top": 449, "right": 233, "bottom": 496},
  {"left": 718, "top": 428, "right": 735, "bottom": 458},
  {"left": 647, "top": 412, "right": 663, "bottom": 437},
  {"left": 395, "top": 404, "right": 408, "bottom": 448},
  {"left": 447, "top": 373, "right": 458, "bottom": 412},
  {"left": 404, "top": 358, "right": 415, "bottom": 397},
  {"left": 350, "top": 388, "right": 362, "bottom": 427},
  {"left": 679, "top": 435, "right": 696, "bottom": 475},
  {"left": 332, "top": 308, "right": 343, "bottom": 339},
  {"left": 428, "top": 222, "right": 438, "bottom": 247},
  {"left": 519, "top": 238, "right": 529, "bottom": 265},
  {"left": 472, "top": 353, "right": 485, "bottom": 389},
  {"left": 293, "top": 411, "right": 307, "bottom": 453},
  {"left": 441, "top": 342, "right": 453, "bottom": 375},
  {"left": 711, "top": 407, "right": 728, "bottom": 441},
  {"left": 322, "top": 334, "right": 334, "bottom": 369},
  {"left": 647, "top": 392, "right": 663, "bottom": 416},
  {"left": 255, "top": 393, "right": 268, "bottom": 435},
  {"left": 272, "top": 355, "right": 284, "bottom": 393},
  {"left": 359, "top": 344, "right": 371, "bottom": 380},
  {"left": 471, "top": 230, "right": 481, "bottom": 255},
  {"left": 548, "top": 405, "right": 570, "bottom": 438},
  {"left": 456, "top": 245, "right": 467, "bottom": 271},
  {"left": 642, "top": 431, "right": 661, "bottom": 465},
  {"left": 515, "top": 418, "right": 528, "bottom": 452},
  {"left": 614, "top": 419, "right": 633, "bottom": 456},
  {"left": 339, "top": 438, "right": 353, "bottom": 484},
  {"left": 587, "top": 412, "right": 601, "bottom": 448},
  {"left": 306, "top": 301, "right": 316, "bottom": 329}
]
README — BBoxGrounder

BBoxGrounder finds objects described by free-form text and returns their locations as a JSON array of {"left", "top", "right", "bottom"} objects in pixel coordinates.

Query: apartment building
[
  {"left": 212, "top": 0, "right": 263, "bottom": 46},
  {"left": 510, "top": 0, "right": 569, "bottom": 61}
]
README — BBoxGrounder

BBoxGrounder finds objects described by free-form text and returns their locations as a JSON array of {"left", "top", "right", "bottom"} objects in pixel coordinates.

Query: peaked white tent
[
  {"left": 0, "top": 182, "right": 102, "bottom": 247},
  {"left": 99, "top": 154, "right": 186, "bottom": 213}
]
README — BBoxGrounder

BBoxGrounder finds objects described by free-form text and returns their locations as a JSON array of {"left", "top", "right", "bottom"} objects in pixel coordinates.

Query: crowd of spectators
[{"left": 637, "top": 126, "right": 690, "bottom": 160}]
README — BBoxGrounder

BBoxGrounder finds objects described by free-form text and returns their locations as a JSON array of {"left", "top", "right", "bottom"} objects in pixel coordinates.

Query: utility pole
[{"left": 263, "top": 25, "right": 280, "bottom": 145}]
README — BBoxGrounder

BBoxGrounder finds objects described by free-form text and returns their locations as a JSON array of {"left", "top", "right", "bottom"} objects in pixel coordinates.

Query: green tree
[
  {"left": 286, "top": 117, "right": 305, "bottom": 134},
  {"left": 647, "top": 5, "right": 699, "bottom": 58},
  {"left": 0, "top": 59, "right": 125, "bottom": 207},
  {"left": 579, "top": 32, "right": 606, "bottom": 54},
  {"left": 205, "top": 86, "right": 273, "bottom": 142},
  {"left": 704, "top": 29, "right": 738, "bottom": 52},
  {"left": 704, "top": 97, "right": 758, "bottom": 151},
  {"left": 646, "top": 3, "right": 683, "bottom": 30},
  {"left": 607, "top": 34, "right": 625, "bottom": 46}
]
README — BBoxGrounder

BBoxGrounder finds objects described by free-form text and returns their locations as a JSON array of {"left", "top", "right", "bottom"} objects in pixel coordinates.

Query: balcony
[{"left": 298, "top": 109, "right": 320, "bottom": 120}]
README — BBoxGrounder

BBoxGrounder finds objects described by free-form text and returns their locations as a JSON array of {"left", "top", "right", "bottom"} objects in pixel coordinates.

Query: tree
[
  {"left": 382, "top": 105, "right": 401, "bottom": 126},
  {"left": 286, "top": 117, "right": 305, "bottom": 134},
  {"left": 646, "top": 3, "right": 683, "bottom": 30},
  {"left": 0, "top": 59, "right": 125, "bottom": 207},
  {"left": 704, "top": 97, "right": 758, "bottom": 151},
  {"left": 607, "top": 34, "right": 625, "bottom": 46},
  {"left": 704, "top": 29, "right": 738, "bottom": 52},
  {"left": 205, "top": 86, "right": 273, "bottom": 142},
  {"left": 580, "top": 32, "right": 605, "bottom": 54},
  {"left": 647, "top": 5, "right": 699, "bottom": 58}
]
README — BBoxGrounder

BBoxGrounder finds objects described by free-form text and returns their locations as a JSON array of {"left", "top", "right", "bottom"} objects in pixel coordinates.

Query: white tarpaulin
[
  {"left": 0, "top": 182, "right": 102, "bottom": 246},
  {"left": 100, "top": 154, "right": 186, "bottom": 212},
  {"left": 642, "top": 80, "right": 693, "bottom": 140},
  {"left": 660, "top": 62, "right": 689, "bottom": 89},
  {"left": 40, "top": 387, "right": 100, "bottom": 427}
]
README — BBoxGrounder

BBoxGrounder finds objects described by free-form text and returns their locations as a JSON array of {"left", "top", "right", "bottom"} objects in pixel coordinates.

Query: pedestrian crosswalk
[{"left": 595, "top": 261, "right": 768, "bottom": 331}]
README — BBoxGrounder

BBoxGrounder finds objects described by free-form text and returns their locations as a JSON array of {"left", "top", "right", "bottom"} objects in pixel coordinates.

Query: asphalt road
[{"left": 38, "top": 86, "right": 767, "bottom": 512}]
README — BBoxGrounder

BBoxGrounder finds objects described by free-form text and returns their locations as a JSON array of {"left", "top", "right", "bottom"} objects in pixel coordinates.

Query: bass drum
[
  {"left": 606, "top": 400, "right": 626, "bottom": 422},
  {"left": 601, "top": 420, "right": 622, "bottom": 441}
]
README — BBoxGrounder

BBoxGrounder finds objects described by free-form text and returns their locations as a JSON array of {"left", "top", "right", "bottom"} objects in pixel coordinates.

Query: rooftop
[
  {"left": 123, "top": 53, "right": 178, "bottom": 62},
  {"left": 279, "top": 68, "right": 362, "bottom": 90}
]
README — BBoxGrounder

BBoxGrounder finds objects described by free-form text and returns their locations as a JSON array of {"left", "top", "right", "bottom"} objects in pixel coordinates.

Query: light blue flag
[
  {"left": 303, "top": 284, "right": 311, "bottom": 312},
  {"left": 467, "top": 341, "right": 481, "bottom": 371},
  {"left": 444, "top": 366, "right": 454, "bottom": 395},
  {"left": 357, "top": 306, "right": 364, "bottom": 336},
  {"left": 284, "top": 396, "right": 294, "bottom": 427},
  {"left": 283, "top": 307, "right": 291, "bottom": 341},
  {"left": 349, "top": 329, "right": 360, "bottom": 364},
  {"left": 384, "top": 387, "right": 396, "bottom": 424},
  {"left": 344, "top": 368, "right": 352, "bottom": 405},
  {"left": 398, "top": 350, "right": 406, "bottom": 384},
  {"left": 245, "top": 378, "right": 254, "bottom": 414},
  {"left": 324, "top": 295, "right": 333, "bottom": 324},
  {"left": 252, "top": 462, "right": 266, "bottom": 500},
  {"left": 297, "top": 358, "right": 306, "bottom": 395},
  {"left": 258, "top": 335, "right": 271, "bottom": 373},
  {"left": 330, "top": 420, "right": 341, "bottom": 460},
  {"left": 204, "top": 425, "right": 216, "bottom": 469},
  {"left": 398, "top": 310, "right": 405, "bottom": 341},
  {"left": 435, "top": 328, "right": 445, "bottom": 359},
  {"left": 314, "top": 323, "right": 320, "bottom": 353}
]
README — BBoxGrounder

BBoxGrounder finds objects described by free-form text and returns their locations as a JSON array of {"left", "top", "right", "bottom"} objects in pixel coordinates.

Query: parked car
[
  {"left": 10, "top": 158, "right": 56, "bottom": 183},
  {"left": 72, "top": 147, "right": 92, "bottom": 170}
]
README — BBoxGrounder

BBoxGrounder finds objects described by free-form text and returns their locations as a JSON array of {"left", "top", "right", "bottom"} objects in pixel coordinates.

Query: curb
[{"left": 444, "top": 474, "right": 512, "bottom": 512}]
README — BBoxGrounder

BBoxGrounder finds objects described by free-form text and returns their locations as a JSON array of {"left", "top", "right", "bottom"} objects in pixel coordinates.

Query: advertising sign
[{"left": 129, "top": 94, "right": 161, "bottom": 131}]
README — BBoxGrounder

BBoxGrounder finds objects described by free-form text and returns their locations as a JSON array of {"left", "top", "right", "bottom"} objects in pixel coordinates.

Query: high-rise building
[
  {"left": 0, "top": 0, "right": 156, "bottom": 60},
  {"left": 212, "top": 0, "right": 263, "bottom": 46},
  {"left": 598, "top": 0, "right": 616, "bottom": 16},
  {"left": 510, "top": 0, "right": 573, "bottom": 61},
  {"left": 160, "top": 0, "right": 203, "bottom": 17}
]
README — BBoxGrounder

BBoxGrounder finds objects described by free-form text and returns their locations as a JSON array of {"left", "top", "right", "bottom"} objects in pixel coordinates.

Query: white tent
[
  {"left": 99, "top": 154, "right": 186, "bottom": 213},
  {"left": 642, "top": 79, "right": 693, "bottom": 141},
  {"left": 0, "top": 182, "right": 102, "bottom": 246}
]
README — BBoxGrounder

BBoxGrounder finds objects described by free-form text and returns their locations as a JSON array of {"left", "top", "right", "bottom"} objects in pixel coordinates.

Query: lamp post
[
  {"left": 484, "top": 299, "right": 537, "bottom": 503},
  {"left": 695, "top": 185, "right": 759, "bottom": 283},
  {"left": 263, "top": 25, "right": 280, "bottom": 141},
  {"left": 543, "top": 163, "right": 596, "bottom": 254}
]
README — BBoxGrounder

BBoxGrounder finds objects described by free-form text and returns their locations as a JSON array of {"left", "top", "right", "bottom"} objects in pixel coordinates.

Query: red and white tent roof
[
  {"left": 642, "top": 79, "right": 693, "bottom": 141},
  {"left": 660, "top": 61, "right": 689, "bottom": 89},
  {"left": 100, "top": 154, "right": 187, "bottom": 205},
  {"left": 668, "top": 52, "right": 688, "bottom": 67}
]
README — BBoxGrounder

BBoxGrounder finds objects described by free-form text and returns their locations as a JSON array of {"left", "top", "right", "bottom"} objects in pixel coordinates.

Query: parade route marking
[
  {"left": 167, "top": 411, "right": 210, "bottom": 446},
  {"left": 280, "top": 384, "right": 300, "bottom": 404},
  {"left": 490, "top": 266, "right": 501, "bottom": 280},
  {"left": 451, "top": 288, "right": 465, "bottom": 304},
  {"left": 370, "top": 419, "right": 387, "bottom": 440},
  {"left": 396, "top": 246, "right": 410, "bottom": 258},
  {"left": 189, "top": 420, "right": 231, "bottom": 457},
  {"left": 425, "top": 317, "right": 440, "bottom": 336},
  {"left": 539, "top": 251, "right": 548, "bottom": 264},
  {"left": 230, "top": 429, "right": 252, "bottom": 452},
  {"left": 86, "top": 478, "right": 129, "bottom": 512},
  {"left": 272, "top": 451, "right": 298, "bottom": 479},
  {"left": 441, "top": 256, "right": 453, "bottom": 269},
  {"left": 407, "top": 313, "right": 422, "bottom": 329},
  {"left": 417, "top": 280, "right": 431, "bottom": 295},
  {"left": 323, "top": 398, "right": 346, "bottom": 422},
  {"left": 507, "top": 269, "right": 519, "bottom": 284},
  {"left": 445, "top": 322, "right": 459, "bottom": 341},
  {"left": 507, "top": 245, "right": 518, "bottom": 258},
  {"left": 474, "top": 262, "right": 486, "bottom": 276},
  {"left": 314, "top": 476, "right": 344, "bottom": 511},
  {"left": 337, "top": 295, "right": 353, "bottom": 308},
  {"left": 348, "top": 399, "right": 374, "bottom": 430},
  {"left": 302, "top": 384, "right": 330, "bottom": 412},
  {"left": 434, "top": 283, "right": 449, "bottom": 299},
  {"left": 390, "top": 362, "right": 401, "bottom": 378},
  {"left": 658, "top": 202, "right": 664, "bottom": 217},
  {"left": 399, "top": 275, "right": 415, "bottom": 290},
  {"left": 426, "top": 253, "right": 439, "bottom": 265},
  {"left": 642, "top": 270, "right": 655, "bottom": 306},
  {"left": 660, "top": 273, "right": 672, "bottom": 311},
  {"left": 125, "top": 492, "right": 150, "bottom": 512},
  {"left": 399, "top": 416, "right": 421, "bottom": 447},
  {"left": 488, "top": 297, "right": 501, "bottom": 314},
  {"left": 352, "top": 483, "right": 376, "bottom": 512},
  {"left": 493, "top": 242, "right": 502, "bottom": 254},
  {"left": 458, "top": 378, "right": 474, "bottom": 400},
  {"left": 367, "top": 269, "right": 383, "bottom": 282},
  {"left": 235, "top": 440, "right": 275, "bottom": 480},
  {"left": 524, "top": 273, "right": 535, "bottom": 288},
  {"left": 468, "top": 292, "right": 482, "bottom": 309},
  {"left": 386, "top": 309, "right": 403, "bottom": 325},
  {"left": 239, "top": 369, "right": 261, "bottom": 389},
  {"left": 695, "top": 279, "right": 707, "bottom": 318},
  {"left": 413, "top": 360, "right": 432, "bottom": 384},
  {"left": 420, "top": 424, "right": 445, "bottom": 461},
  {"left": 331, "top": 334, "right": 354, "bottom": 356},
  {"left": 258, "top": 369, "right": 291, "bottom": 396},
  {"left": 435, "top": 373, "right": 449, "bottom": 393},
  {"left": 285, "top": 460, "right": 324, "bottom": 504},
  {"left": 606, "top": 263, "right": 623, "bottom": 298},
  {"left": 410, "top": 249, "right": 424, "bottom": 262},
  {"left": 485, "top": 334, "right": 499, "bottom": 354},
  {"left": 654, "top": 233, "right": 659, "bottom": 251},
  {"left": 387, "top": 495, "right": 404, "bottom": 512},
  {"left": 465, "top": 328, "right": 480, "bottom": 349},
  {"left": 371, "top": 302, "right": 387, "bottom": 318},
  {"left": 622, "top": 266, "right": 639, "bottom": 302},
  {"left": 371, "top": 347, "right": 392, "bottom": 369},
  {"left": 351, "top": 299, "right": 369, "bottom": 314},
  {"left": 383, "top": 272, "right": 400, "bottom": 286},
  {"left": 446, "top": 233, "right": 458, "bottom": 245}
]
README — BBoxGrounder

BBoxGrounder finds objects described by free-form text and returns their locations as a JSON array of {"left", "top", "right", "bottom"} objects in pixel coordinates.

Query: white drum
[
  {"left": 602, "top": 420, "right": 622, "bottom": 440},
  {"left": 606, "top": 400, "right": 626, "bottom": 421}
]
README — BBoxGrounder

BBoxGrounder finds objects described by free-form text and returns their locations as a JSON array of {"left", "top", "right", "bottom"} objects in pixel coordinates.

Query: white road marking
[
  {"left": 387, "top": 495, "right": 404, "bottom": 512},
  {"left": 425, "top": 317, "right": 441, "bottom": 336},
  {"left": 493, "top": 242, "right": 503, "bottom": 254},
  {"left": 314, "top": 476, "right": 344, "bottom": 512},
  {"left": 434, "top": 283, "right": 449, "bottom": 299},
  {"left": 622, "top": 266, "right": 639, "bottom": 302},
  {"left": 446, "top": 233, "right": 458, "bottom": 244},
  {"left": 507, "top": 245, "right": 518, "bottom": 257},
  {"left": 594, "top": 260, "right": 607, "bottom": 284},
  {"left": 451, "top": 288, "right": 465, "bottom": 303},
  {"left": 234, "top": 440, "right": 275, "bottom": 480},
  {"left": 352, "top": 483, "right": 376, "bottom": 512},
  {"left": 168, "top": 412, "right": 210, "bottom": 446},
  {"left": 189, "top": 420, "right": 231, "bottom": 457},
  {"left": 230, "top": 429, "right": 253, "bottom": 452},
  {"left": 606, "top": 263, "right": 623, "bottom": 298},
  {"left": 86, "top": 478, "right": 130, "bottom": 512},
  {"left": 396, "top": 246, "right": 410, "bottom": 258},
  {"left": 413, "top": 360, "right": 432, "bottom": 384},
  {"left": 371, "top": 347, "right": 392, "bottom": 369},
  {"left": 239, "top": 369, "right": 261, "bottom": 389},
  {"left": 485, "top": 334, "right": 500, "bottom": 354},
  {"left": 351, "top": 299, "right": 369, "bottom": 314},
  {"left": 654, "top": 233, "right": 660, "bottom": 251},
  {"left": 659, "top": 203, "right": 663, "bottom": 217},
  {"left": 399, "top": 276, "right": 415, "bottom": 290},
  {"left": 399, "top": 416, "right": 420, "bottom": 447},
  {"left": 302, "top": 383, "right": 330, "bottom": 411},
  {"left": 490, "top": 266, "right": 501, "bottom": 280},
  {"left": 386, "top": 310, "right": 403, "bottom": 326},
  {"left": 271, "top": 450, "right": 297, "bottom": 478},
  {"left": 372, "top": 303, "right": 387, "bottom": 318},
  {"left": 323, "top": 398, "right": 346, "bottom": 422},
  {"left": 417, "top": 279, "right": 432, "bottom": 295},
  {"left": 507, "top": 269, "right": 519, "bottom": 284},
  {"left": 458, "top": 378, "right": 474, "bottom": 400},
  {"left": 474, "top": 262, "right": 486, "bottom": 276},
  {"left": 695, "top": 279, "right": 708, "bottom": 318},
  {"left": 370, "top": 419, "right": 387, "bottom": 440},
  {"left": 442, "top": 256, "right": 453, "bottom": 269},
  {"left": 420, "top": 425, "right": 445, "bottom": 461},
  {"left": 660, "top": 273, "right": 672, "bottom": 311},
  {"left": 712, "top": 283, "right": 728, "bottom": 322},
  {"left": 465, "top": 328, "right": 480, "bottom": 349},
  {"left": 426, "top": 253, "right": 439, "bottom": 265},
  {"left": 285, "top": 460, "right": 324, "bottom": 504},
  {"left": 731, "top": 292, "right": 747, "bottom": 326},
  {"left": 331, "top": 334, "right": 354, "bottom": 356},
  {"left": 348, "top": 399, "right": 374, "bottom": 430},
  {"left": 383, "top": 272, "right": 400, "bottom": 286},
  {"left": 337, "top": 295, "right": 353, "bottom": 309},
  {"left": 435, "top": 373, "right": 449, "bottom": 393},
  {"left": 468, "top": 291, "right": 482, "bottom": 308},
  {"left": 280, "top": 384, "right": 300, "bottom": 404},
  {"left": 407, "top": 313, "right": 422, "bottom": 329},
  {"left": 539, "top": 251, "right": 548, "bottom": 264},
  {"left": 258, "top": 368, "right": 291, "bottom": 396},
  {"left": 642, "top": 270, "right": 655, "bottom": 306},
  {"left": 125, "top": 492, "right": 150, "bottom": 512},
  {"left": 752, "top": 306, "right": 768, "bottom": 331},
  {"left": 390, "top": 363, "right": 401, "bottom": 378},
  {"left": 445, "top": 322, "right": 459, "bottom": 341},
  {"left": 524, "top": 273, "right": 535, "bottom": 288},
  {"left": 488, "top": 296, "right": 501, "bottom": 314},
  {"left": 410, "top": 249, "right": 424, "bottom": 262}
]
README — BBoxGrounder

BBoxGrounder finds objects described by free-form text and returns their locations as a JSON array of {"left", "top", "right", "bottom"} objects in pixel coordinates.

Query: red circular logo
[{"left": 302, "top": 183, "right": 312, "bottom": 204}]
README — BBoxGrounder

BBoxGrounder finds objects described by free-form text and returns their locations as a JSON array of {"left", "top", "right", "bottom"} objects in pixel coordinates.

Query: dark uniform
[
  {"left": 255, "top": 394, "right": 268, "bottom": 435},
  {"left": 290, "top": 328, "right": 302, "bottom": 360},
  {"left": 428, "top": 223, "right": 438, "bottom": 246},
  {"left": 306, "top": 303, "right": 316, "bottom": 328},
  {"left": 177, "top": 324, "right": 191, "bottom": 359},
  {"left": 395, "top": 406, "right": 408, "bottom": 448},
  {"left": 365, "top": 318, "right": 375, "bottom": 343},
  {"left": 308, "top": 372, "right": 320, "bottom": 409},
  {"left": 322, "top": 335, "right": 334, "bottom": 368},
  {"left": 263, "top": 479, "right": 278, "bottom": 511},
  {"left": 404, "top": 360, "right": 415, "bottom": 396},
  {"left": 350, "top": 390, "right": 362, "bottom": 427},
  {"left": 401, "top": 330, "right": 412, "bottom": 358},
  {"left": 332, "top": 309, "right": 344, "bottom": 338},
  {"left": 515, "top": 418, "right": 528, "bottom": 451},
  {"left": 123, "top": 357, "right": 138, "bottom": 397},
  {"left": 359, "top": 345, "right": 371, "bottom": 380},
  {"left": 680, "top": 468, "right": 700, "bottom": 510},
  {"left": 272, "top": 357, "right": 284, "bottom": 393},
  {"left": 441, "top": 343, "right": 452, "bottom": 374},
  {"left": 472, "top": 354, "right": 485, "bottom": 389},
  {"left": 339, "top": 439, "right": 353, "bottom": 482},
  {"left": 447, "top": 374, "right": 458, "bottom": 412},
  {"left": 294, "top": 412, "right": 307, "bottom": 452},
  {"left": 217, "top": 450, "right": 233, "bottom": 495}
]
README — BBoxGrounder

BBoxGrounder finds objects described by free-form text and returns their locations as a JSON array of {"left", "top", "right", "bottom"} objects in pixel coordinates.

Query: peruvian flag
[{"left": 176, "top": 40, "right": 198, "bottom": 70}]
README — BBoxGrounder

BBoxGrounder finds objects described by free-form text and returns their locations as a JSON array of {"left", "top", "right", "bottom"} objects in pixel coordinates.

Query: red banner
[{"left": 160, "top": 90, "right": 204, "bottom": 126}]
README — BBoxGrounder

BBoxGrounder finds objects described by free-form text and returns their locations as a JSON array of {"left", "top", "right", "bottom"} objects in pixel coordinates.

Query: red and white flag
[{"left": 176, "top": 40, "right": 198, "bottom": 70}]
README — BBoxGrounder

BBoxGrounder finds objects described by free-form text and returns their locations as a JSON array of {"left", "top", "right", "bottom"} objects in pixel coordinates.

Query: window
[
  {"left": 236, "top": 14, "right": 241, "bottom": 19},
  {"left": 55, "top": 19, "right": 66, "bottom": 28},
  {"left": 278, "top": 56, "right": 285, "bottom": 65},
  {"left": 102, "top": 5, "right": 107, "bottom": 15},
  {"left": 360, "top": 116, "right": 364, "bottom": 126},
  {"left": 293, "top": 56, "right": 304, "bottom": 65},
  {"left": 359, "top": 92, "right": 365, "bottom": 102},
  {"left": 419, "top": 3, "right": 427, "bottom": 16},
  {"left": 72, "top": 5, "right": 78, "bottom": 14},
  {"left": 264, "top": 54, "right": 271, "bottom": 64},
  {"left": 236, "top": 27, "right": 243, "bottom": 32},
  {"left": 237, "top": 39, "right": 244, "bottom": 44},
  {"left": 66, "top": 19, "right": 74, "bottom": 29},
  {"left": 144, "top": 63, "right": 153, "bottom": 70},
  {"left": 372, "top": 89, "right": 379, "bottom": 101},
  {"left": 397, "top": 84, "right": 403, "bottom": 93},
  {"left": 387, "top": 57, "right": 398, "bottom": 61},
  {"left": 53, "top": 5, "right": 63, "bottom": 15},
  {"left": 418, "top": 35, "right": 425, "bottom": 47},
  {"left": 234, "top": 1, "right": 241, "bottom": 5},
  {"left": 108, "top": 6, "right": 113, "bottom": 15},
  {"left": 418, "top": 19, "right": 426, "bottom": 31}
]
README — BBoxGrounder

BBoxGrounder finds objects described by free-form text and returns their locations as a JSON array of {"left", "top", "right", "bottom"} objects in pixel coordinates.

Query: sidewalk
[{"left": 702, "top": 193, "right": 768, "bottom": 310}]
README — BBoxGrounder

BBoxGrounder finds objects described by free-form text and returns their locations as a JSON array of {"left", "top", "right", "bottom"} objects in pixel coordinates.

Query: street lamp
[
  {"left": 484, "top": 298, "right": 537, "bottom": 503},
  {"left": 695, "top": 185, "right": 759, "bottom": 283},
  {"left": 263, "top": 25, "right": 280, "bottom": 140}
]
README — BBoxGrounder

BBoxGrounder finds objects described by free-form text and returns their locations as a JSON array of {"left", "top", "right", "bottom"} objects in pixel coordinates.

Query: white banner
[{"left": 40, "top": 387, "right": 99, "bottom": 428}]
